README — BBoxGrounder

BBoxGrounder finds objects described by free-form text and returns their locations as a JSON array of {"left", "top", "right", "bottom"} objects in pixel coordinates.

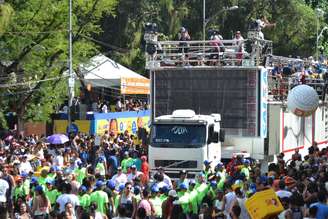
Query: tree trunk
[{"left": 16, "top": 111, "right": 25, "bottom": 137}]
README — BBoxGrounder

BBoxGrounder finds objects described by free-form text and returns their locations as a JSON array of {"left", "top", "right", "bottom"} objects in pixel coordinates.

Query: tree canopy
[
  {"left": 0, "top": 0, "right": 328, "bottom": 131},
  {"left": 98, "top": 0, "right": 328, "bottom": 71},
  {"left": 0, "top": 0, "right": 117, "bottom": 130}
]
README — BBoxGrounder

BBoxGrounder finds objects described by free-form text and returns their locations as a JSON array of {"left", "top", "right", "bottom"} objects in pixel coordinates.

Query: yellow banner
[
  {"left": 96, "top": 116, "right": 150, "bottom": 136},
  {"left": 120, "top": 77, "right": 150, "bottom": 95},
  {"left": 53, "top": 120, "right": 90, "bottom": 134}
]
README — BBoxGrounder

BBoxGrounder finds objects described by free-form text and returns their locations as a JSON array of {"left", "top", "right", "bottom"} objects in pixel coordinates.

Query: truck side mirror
[
  {"left": 212, "top": 131, "right": 219, "bottom": 143},
  {"left": 219, "top": 129, "right": 225, "bottom": 142}
]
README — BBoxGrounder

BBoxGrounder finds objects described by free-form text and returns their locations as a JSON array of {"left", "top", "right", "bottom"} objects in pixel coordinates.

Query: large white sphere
[{"left": 287, "top": 85, "right": 319, "bottom": 117}]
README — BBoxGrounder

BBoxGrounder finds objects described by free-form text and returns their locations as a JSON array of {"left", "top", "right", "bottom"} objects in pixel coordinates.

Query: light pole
[
  {"left": 317, "top": 26, "right": 328, "bottom": 60},
  {"left": 203, "top": 0, "right": 206, "bottom": 41},
  {"left": 316, "top": 8, "right": 324, "bottom": 61},
  {"left": 67, "top": 0, "right": 75, "bottom": 133},
  {"left": 202, "top": 1, "right": 238, "bottom": 41}
]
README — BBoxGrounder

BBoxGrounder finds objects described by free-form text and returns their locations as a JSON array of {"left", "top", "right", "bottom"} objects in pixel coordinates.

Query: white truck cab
[{"left": 149, "top": 109, "right": 225, "bottom": 178}]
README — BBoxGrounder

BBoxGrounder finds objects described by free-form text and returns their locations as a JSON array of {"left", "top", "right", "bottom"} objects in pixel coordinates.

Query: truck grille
[{"left": 154, "top": 160, "right": 197, "bottom": 168}]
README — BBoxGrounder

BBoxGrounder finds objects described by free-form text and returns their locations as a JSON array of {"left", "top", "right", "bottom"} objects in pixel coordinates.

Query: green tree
[
  {"left": 98, "top": 0, "right": 326, "bottom": 72},
  {"left": 0, "top": 0, "right": 117, "bottom": 132},
  {"left": 98, "top": 0, "right": 188, "bottom": 73}
]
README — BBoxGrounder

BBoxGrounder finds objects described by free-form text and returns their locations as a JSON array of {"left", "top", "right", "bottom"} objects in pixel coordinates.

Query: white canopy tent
[{"left": 80, "top": 54, "right": 149, "bottom": 89}]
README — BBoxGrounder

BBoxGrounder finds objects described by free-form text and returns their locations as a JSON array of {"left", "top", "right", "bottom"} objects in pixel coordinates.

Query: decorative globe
[{"left": 287, "top": 85, "right": 319, "bottom": 117}]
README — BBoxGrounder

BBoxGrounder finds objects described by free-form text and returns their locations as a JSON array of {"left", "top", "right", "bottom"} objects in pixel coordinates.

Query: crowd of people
[
  {"left": 0, "top": 131, "right": 327, "bottom": 219},
  {"left": 61, "top": 97, "right": 149, "bottom": 115}
]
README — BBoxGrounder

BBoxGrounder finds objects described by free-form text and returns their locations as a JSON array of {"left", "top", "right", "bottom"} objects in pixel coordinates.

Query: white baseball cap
[{"left": 168, "top": 190, "right": 177, "bottom": 197}]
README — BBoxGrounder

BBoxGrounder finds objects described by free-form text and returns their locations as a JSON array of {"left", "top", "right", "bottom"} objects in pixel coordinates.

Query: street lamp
[
  {"left": 202, "top": 2, "right": 238, "bottom": 41},
  {"left": 317, "top": 26, "right": 328, "bottom": 60},
  {"left": 67, "top": 0, "right": 75, "bottom": 132},
  {"left": 315, "top": 8, "right": 324, "bottom": 61}
]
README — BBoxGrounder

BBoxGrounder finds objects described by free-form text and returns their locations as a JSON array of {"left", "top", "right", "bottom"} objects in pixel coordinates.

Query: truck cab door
[{"left": 208, "top": 124, "right": 221, "bottom": 164}]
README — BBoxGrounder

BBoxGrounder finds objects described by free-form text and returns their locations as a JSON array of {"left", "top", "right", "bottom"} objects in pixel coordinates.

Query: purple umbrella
[
  {"left": 4, "top": 135, "right": 13, "bottom": 142},
  {"left": 47, "top": 134, "right": 69, "bottom": 144}
]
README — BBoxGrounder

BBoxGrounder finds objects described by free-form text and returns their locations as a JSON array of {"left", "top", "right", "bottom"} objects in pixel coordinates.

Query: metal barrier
[
  {"left": 145, "top": 37, "right": 273, "bottom": 69},
  {"left": 268, "top": 75, "right": 325, "bottom": 101}
]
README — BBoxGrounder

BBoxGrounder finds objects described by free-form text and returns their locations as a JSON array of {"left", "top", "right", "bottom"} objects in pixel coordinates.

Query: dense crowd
[
  {"left": 60, "top": 97, "right": 149, "bottom": 115},
  {"left": 0, "top": 131, "right": 327, "bottom": 219}
]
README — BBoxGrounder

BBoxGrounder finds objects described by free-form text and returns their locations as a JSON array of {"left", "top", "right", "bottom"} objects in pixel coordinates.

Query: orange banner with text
[{"left": 120, "top": 77, "right": 150, "bottom": 95}]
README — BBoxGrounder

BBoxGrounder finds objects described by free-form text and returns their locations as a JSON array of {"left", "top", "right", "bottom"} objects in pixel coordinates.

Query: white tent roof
[{"left": 80, "top": 54, "right": 148, "bottom": 88}]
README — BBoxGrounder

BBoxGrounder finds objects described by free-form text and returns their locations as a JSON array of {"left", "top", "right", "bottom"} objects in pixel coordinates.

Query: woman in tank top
[{"left": 118, "top": 182, "right": 137, "bottom": 218}]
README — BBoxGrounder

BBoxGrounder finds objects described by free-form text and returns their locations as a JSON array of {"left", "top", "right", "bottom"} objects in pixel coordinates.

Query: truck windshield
[{"left": 151, "top": 124, "right": 206, "bottom": 148}]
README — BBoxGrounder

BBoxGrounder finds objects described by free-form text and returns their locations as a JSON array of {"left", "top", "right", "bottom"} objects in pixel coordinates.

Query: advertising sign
[{"left": 120, "top": 77, "right": 150, "bottom": 95}]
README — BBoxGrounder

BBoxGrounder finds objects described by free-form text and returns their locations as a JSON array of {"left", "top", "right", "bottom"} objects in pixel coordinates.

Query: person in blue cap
[
  {"left": 45, "top": 178, "right": 61, "bottom": 207},
  {"left": 188, "top": 179, "right": 199, "bottom": 217},
  {"left": 31, "top": 185, "right": 51, "bottom": 218},
  {"left": 113, "top": 183, "right": 126, "bottom": 212},
  {"left": 20, "top": 171, "right": 30, "bottom": 196},
  {"left": 159, "top": 184, "right": 169, "bottom": 202},
  {"left": 203, "top": 160, "right": 213, "bottom": 179},
  {"left": 90, "top": 180, "right": 109, "bottom": 215},
  {"left": 177, "top": 182, "right": 191, "bottom": 216},
  {"left": 216, "top": 163, "right": 226, "bottom": 190},
  {"left": 150, "top": 184, "right": 163, "bottom": 218},
  {"left": 104, "top": 179, "right": 116, "bottom": 217},
  {"left": 241, "top": 159, "right": 251, "bottom": 180},
  {"left": 78, "top": 185, "right": 91, "bottom": 210}
]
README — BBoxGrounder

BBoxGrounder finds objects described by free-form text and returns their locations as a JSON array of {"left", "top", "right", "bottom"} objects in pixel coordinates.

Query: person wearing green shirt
[
  {"left": 159, "top": 186, "right": 169, "bottom": 203},
  {"left": 20, "top": 172, "right": 30, "bottom": 196},
  {"left": 177, "top": 183, "right": 191, "bottom": 215},
  {"left": 78, "top": 186, "right": 91, "bottom": 210},
  {"left": 203, "top": 160, "right": 214, "bottom": 179},
  {"left": 132, "top": 151, "right": 142, "bottom": 171},
  {"left": 38, "top": 169, "right": 49, "bottom": 186},
  {"left": 74, "top": 165, "right": 87, "bottom": 185},
  {"left": 149, "top": 185, "right": 163, "bottom": 218},
  {"left": 14, "top": 177, "right": 27, "bottom": 202},
  {"left": 90, "top": 181, "right": 109, "bottom": 215},
  {"left": 195, "top": 173, "right": 209, "bottom": 206},
  {"left": 114, "top": 184, "right": 125, "bottom": 211},
  {"left": 121, "top": 151, "right": 133, "bottom": 173},
  {"left": 240, "top": 160, "right": 251, "bottom": 180},
  {"left": 215, "top": 163, "right": 226, "bottom": 190},
  {"left": 95, "top": 157, "right": 107, "bottom": 176},
  {"left": 48, "top": 167, "right": 57, "bottom": 180},
  {"left": 188, "top": 180, "right": 199, "bottom": 217},
  {"left": 45, "top": 179, "right": 61, "bottom": 206},
  {"left": 208, "top": 181, "right": 218, "bottom": 201}
]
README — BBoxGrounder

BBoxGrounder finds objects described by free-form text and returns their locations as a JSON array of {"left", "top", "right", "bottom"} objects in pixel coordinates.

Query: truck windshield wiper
[{"left": 162, "top": 160, "right": 189, "bottom": 169}]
